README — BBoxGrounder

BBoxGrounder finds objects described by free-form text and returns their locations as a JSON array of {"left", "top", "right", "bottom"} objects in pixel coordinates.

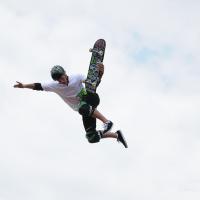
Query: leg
[
  {"left": 81, "top": 115, "right": 116, "bottom": 143},
  {"left": 101, "top": 131, "right": 118, "bottom": 139},
  {"left": 91, "top": 109, "right": 108, "bottom": 123},
  {"left": 79, "top": 93, "right": 113, "bottom": 135},
  {"left": 78, "top": 101, "right": 110, "bottom": 128},
  {"left": 92, "top": 109, "right": 113, "bottom": 133},
  {"left": 102, "top": 130, "right": 128, "bottom": 148},
  {"left": 81, "top": 115, "right": 127, "bottom": 147},
  {"left": 82, "top": 92, "right": 108, "bottom": 123},
  {"left": 82, "top": 115, "right": 96, "bottom": 133},
  {"left": 82, "top": 115, "right": 101, "bottom": 143}
]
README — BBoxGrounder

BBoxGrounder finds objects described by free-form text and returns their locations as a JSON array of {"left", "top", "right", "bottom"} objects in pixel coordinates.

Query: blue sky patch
[
  {"left": 134, "top": 47, "right": 157, "bottom": 63},
  {"left": 133, "top": 45, "right": 173, "bottom": 63}
]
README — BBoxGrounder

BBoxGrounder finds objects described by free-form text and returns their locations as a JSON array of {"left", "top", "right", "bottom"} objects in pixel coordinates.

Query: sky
[{"left": 1, "top": 0, "right": 200, "bottom": 199}]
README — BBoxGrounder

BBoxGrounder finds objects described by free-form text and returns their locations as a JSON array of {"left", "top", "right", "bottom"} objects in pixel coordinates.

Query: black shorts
[
  {"left": 82, "top": 115, "right": 96, "bottom": 133},
  {"left": 79, "top": 92, "right": 101, "bottom": 143},
  {"left": 80, "top": 92, "right": 100, "bottom": 132}
]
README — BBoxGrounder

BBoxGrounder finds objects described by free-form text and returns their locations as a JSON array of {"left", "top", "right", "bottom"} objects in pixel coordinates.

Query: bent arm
[{"left": 14, "top": 81, "right": 43, "bottom": 90}]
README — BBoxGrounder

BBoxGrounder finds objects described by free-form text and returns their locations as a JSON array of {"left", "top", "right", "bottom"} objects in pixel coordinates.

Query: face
[{"left": 57, "top": 74, "right": 69, "bottom": 85}]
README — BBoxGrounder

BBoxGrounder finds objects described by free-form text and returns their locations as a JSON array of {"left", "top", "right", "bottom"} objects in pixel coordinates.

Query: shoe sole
[{"left": 117, "top": 130, "right": 128, "bottom": 148}]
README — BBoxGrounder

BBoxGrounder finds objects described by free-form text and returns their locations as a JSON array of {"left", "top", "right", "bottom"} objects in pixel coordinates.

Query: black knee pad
[
  {"left": 85, "top": 92, "right": 100, "bottom": 108},
  {"left": 78, "top": 103, "right": 93, "bottom": 117},
  {"left": 86, "top": 130, "right": 101, "bottom": 143}
]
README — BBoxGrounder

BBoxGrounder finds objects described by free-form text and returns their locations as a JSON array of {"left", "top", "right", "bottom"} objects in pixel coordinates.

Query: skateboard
[{"left": 85, "top": 39, "right": 106, "bottom": 93}]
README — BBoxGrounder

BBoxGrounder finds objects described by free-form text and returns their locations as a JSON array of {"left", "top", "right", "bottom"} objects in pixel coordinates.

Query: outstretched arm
[{"left": 13, "top": 81, "right": 43, "bottom": 90}]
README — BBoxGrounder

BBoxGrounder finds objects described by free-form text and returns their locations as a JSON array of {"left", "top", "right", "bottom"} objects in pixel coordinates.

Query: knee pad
[
  {"left": 86, "top": 130, "right": 101, "bottom": 143},
  {"left": 85, "top": 92, "right": 100, "bottom": 108},
  {"left": 78, "top": 103, "right": 93, "bottom": 117}
]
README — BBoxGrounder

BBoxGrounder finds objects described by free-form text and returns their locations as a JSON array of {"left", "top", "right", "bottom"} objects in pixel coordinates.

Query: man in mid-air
[{"left": 14, "top": 64, "right": 128, "bottom": 148}]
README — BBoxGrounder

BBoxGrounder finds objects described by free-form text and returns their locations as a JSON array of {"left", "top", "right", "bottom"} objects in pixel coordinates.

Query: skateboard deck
[{"left": 85, "top": 39, "right": 106, "bottom": 93}]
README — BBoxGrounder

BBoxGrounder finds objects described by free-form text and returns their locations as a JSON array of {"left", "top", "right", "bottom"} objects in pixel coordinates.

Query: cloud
[{"left": 1, "top": 0, "right": 200, "bottom": 199}]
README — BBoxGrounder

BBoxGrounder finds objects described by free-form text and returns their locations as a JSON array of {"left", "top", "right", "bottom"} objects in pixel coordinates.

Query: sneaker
[
  {"left": 116, "top": 130, "right": 128, "bottom": 148},
  {"left": 103, "top": 120, "right": 113, "bottom": 133}
]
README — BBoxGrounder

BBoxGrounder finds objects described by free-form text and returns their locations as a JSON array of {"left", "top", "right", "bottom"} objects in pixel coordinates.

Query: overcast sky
[{"left": 1, "top": 0, "right": 200, "bottom": 199}]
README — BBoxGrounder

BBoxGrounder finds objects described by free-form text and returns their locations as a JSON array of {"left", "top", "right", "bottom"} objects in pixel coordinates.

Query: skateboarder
[{"left": 14, "top": 64, "right": 128, "bottom": 148}]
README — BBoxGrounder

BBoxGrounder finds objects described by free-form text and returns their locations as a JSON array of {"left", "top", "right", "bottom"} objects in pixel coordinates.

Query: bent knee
[
  {"left": 78, "top": 103, "right": 93, "bottom": 117},
  {"left": 86, "top": 131, "right": 102, "bottom": 143},
  {"left": 85, "top": 92, "right": 100, "bottom": 108}
]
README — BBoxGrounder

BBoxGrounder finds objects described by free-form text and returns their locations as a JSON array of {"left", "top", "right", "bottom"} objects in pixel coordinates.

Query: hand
[
  {"left": 14, "top": 81, "right": 24, "bottom": 88},
  {"left": 97, "top": 63, "right": 104, "bottom": 77}
]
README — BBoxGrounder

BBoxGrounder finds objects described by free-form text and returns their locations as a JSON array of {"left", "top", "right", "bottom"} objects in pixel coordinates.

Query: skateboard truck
[{"left": 89, "top": 48, "right": 104, "bottom": 56}]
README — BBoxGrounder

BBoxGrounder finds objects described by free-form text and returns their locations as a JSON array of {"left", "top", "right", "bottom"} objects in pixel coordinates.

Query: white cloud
[{"left": 1, "top": 0, "right": 200, "bottom": 199}]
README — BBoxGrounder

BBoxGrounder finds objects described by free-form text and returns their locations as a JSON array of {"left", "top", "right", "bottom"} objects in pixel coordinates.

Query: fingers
[
  {"left": 98, "top": 64, "right": 104, "bottom": 72},
  {"left": 14, "top": 84, "right": 19, "bottom": 88},
  {"left": 97, "top": 64, "right": 104, "bottom": 78},
  {"left": 97, "top": 63, "right": 104, "bottom": 67},
  {"left": 13, "top": 81, "right": 23, "bottom": 88},
  {"left": 97, "top": 63, "right": 104, "bottom": 70}
]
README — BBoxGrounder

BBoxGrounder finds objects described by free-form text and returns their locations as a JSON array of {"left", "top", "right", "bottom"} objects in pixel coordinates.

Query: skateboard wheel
[{"left": 98, "top": 50, "right": 103, "bottom": 56}]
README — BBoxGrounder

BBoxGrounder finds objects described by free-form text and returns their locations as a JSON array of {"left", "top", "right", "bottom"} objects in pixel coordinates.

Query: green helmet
[{"left": 51, "top": 65, "right": 65, "bottom": 80}]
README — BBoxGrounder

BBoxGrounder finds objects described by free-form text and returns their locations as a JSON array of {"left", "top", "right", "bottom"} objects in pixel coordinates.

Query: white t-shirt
[{"left": 42, "top": 74, "right": 86, "bottom": 111}]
